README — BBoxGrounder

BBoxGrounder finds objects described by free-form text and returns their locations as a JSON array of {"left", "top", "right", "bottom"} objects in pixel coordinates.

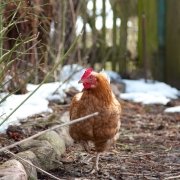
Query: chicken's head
[{"left": 78, "top": 68, "right": 97, "bottom": 89}]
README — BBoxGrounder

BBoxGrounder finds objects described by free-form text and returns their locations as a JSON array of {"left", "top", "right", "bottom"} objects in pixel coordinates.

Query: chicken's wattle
[{"left": 83, "top": 82, "right": 91, "bottom": 89}]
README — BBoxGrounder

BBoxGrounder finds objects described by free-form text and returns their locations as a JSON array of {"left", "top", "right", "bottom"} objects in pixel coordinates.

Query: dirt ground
[{"left": 0, "top": 99, "right": 180, "bottom": 180}]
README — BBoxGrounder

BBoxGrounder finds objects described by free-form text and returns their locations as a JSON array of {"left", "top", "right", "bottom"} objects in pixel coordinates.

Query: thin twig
[
  {"left": 0, "top": 113, "right": 5, "bottom": 118},
  {"left": 5, "top": 150, "right": 61, "bottom": 180},
  {"left": 0, "top": 112, "right": 99, "bottom": 153},
  {"left": 164, "top": 175, "right": 180, "bottom": 180}
]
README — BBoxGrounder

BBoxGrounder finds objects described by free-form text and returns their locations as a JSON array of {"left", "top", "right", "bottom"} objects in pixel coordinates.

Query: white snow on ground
[
  {"left": 0, "top": 65, "right": 83, "bottom": 132},
  {"left": 0, "top": 64, "right": 179, "bottom": 132},
  {"left": 120, "top": 92, "right": 170, "bottom": 105},
  {"left": 120, "top": 79, "right": 180, "bottom": 105},
  {"left": 0, "top": 92, "right": 52, "bottom": 132},
  {"left": 164, "top": 106, "right": 180, "bottom": 113}
]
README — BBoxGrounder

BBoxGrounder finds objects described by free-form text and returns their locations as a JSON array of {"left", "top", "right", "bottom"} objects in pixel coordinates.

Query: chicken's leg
[
  {"left": 81, "top": 141, "right": 91, "bottom": 153},
  {"left": 87, "top": 152, "right": 100, "bottom": 174},
  {"left": 94, "top": 152, "right": 100, "bottom": 171}
]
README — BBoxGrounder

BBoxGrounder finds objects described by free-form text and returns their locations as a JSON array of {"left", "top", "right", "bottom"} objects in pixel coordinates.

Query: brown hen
[{"left": 69, "top": 68, "right": 121, "bottom": 172}]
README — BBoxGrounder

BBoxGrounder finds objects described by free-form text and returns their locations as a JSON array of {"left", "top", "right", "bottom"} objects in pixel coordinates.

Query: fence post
[{"left": 112, "top": 2, "right": 117, "bottom": 71}]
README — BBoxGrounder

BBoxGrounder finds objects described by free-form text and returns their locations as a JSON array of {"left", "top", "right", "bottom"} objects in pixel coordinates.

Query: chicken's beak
[{"left": 78, "top": 79, "right": 83, "bottom": 84}]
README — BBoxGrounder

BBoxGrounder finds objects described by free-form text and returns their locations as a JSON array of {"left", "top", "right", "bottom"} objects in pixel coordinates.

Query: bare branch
[{"left": 0, "top": 112, "right": 99, "bottom": 153}]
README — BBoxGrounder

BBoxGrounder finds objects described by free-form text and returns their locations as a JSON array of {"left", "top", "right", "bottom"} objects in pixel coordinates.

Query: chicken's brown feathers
[{"left": 69, "top": 69, "right": 121, "bottom": 153}]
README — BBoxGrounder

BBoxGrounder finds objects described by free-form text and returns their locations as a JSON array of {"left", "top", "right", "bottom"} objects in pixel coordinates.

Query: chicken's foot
[
  {"left": 80, "top": 154, "right": 92, "bottom": 164},
  {"left": 85, "top": 153, "right": 100, "bottom": 174},
  {"left": 94, "top": 152, "right": 100, "bottom": 171}
]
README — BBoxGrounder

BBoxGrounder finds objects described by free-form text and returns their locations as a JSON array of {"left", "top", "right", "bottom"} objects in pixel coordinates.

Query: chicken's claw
[{"left": 85, "top": 153, "right": 100, "bottom": 174}]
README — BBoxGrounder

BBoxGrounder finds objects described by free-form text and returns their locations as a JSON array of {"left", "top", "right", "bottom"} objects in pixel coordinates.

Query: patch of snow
[
  {"left": 27, "top": 82, "right": 61, "bottom": 98},
  {"left": 121, "top": 92, "right": 170, "bottom": 105},
  {"left": 27, "top": 82, "right": 66, "bottom": 103},
  {"left": 27, "top": 81, "right": 82, "bottom": 102},
  {"left": 0, "top": 79, "right": 83, "bottom": 132},
  {"left": 120, "top": 79, "right": 180, "bottom": 105},
  {"left": 123, "top": 79, "right": 179, "bottom": 99},
  {"left": 0, "top": 69, "right": 85, "bottom": 132},
  {"left": 0, "top": 92, "right": 52, "bottom": 132},
  {"left": 164, "top": 106, "right": 180, "bottom": 113}
]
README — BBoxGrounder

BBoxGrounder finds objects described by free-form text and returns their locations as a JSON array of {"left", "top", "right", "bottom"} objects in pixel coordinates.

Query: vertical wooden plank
[
  {"left": 156, "top": 0, "right": 166, "bottom": 81},
  {"left": 112, "top": 1, "right": 117, "bottom": 71},
  {"left": 101, "top": 0, "right": 106, "bottom": 68},
  {"left": 118, "top": 7, "right": 128, "bottom": 74},
  {"left": 138, "top": 0, "right": 158, "bottom": 79},
  {"left": 110, "top": 0, "right": 138, "bottom": 74},
  {"left": 166, "top": 0, "right": 180, "bottom": 88},
  {"left": 141, "top": 14, "right": 148, "bottom": 81},
  {"left": 158, "top": 0, "right": 165, "bottom": 48}
]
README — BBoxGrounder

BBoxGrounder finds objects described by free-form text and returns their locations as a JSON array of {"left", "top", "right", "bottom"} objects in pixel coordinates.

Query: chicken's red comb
[{"left": 81, "top": 68, "right": 93, "bottom": 80}]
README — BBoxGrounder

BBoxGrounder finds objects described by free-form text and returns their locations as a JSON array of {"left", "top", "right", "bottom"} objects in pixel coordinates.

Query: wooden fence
[{"left": 1, "top": 0, "right": 180, "bottom": 91}]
